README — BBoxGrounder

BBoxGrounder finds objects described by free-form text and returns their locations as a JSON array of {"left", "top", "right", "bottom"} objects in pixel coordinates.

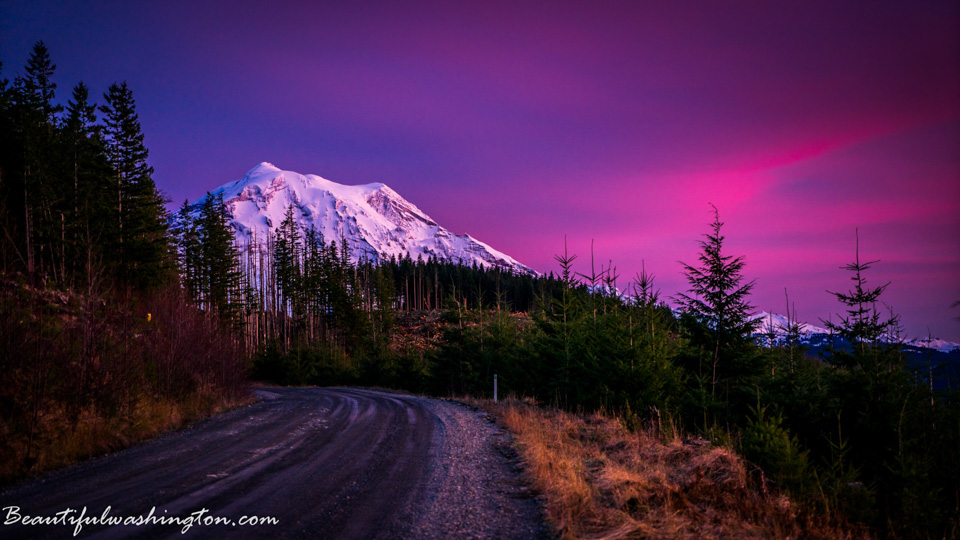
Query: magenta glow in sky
[{"left": 2, "top": 1, "right": 958, "bottom": 340}]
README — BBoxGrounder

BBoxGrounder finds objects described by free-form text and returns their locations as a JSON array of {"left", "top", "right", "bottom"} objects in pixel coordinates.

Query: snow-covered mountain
[{"left": 189, "top": 162, "right": 536, "bottom": 275}]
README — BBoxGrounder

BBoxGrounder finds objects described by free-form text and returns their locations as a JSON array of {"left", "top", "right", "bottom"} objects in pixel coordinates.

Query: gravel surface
[
  {"left": 0, "top": 387, "right": 552, "bottom": 539},
  {"left": 395, "top": 399, "right": 553, "bottom": 539}
]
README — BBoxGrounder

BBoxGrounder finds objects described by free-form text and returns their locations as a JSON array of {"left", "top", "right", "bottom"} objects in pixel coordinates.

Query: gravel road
[{"left": 0, "top": 387, "right": 552, "bottom": 539}]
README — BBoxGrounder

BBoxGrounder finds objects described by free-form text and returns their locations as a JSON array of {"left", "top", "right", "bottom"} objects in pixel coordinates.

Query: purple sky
[{"left": 3, "top": 1, "right": 959, "bottom": 340}]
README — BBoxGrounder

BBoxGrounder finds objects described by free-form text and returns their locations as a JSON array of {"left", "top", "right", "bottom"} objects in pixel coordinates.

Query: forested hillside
[{"left": 0, "top": 43, "right": 248, "bottom": 483}]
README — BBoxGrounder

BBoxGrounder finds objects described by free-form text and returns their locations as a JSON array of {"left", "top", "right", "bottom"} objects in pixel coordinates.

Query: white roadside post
[{"left": 494, "top": 374, "right": 498, "bottom": 403}]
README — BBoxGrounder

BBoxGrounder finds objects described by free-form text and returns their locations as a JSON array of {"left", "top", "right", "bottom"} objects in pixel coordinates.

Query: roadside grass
[
  {"left": 464, "top": 397, "right": 863, "bottom": 539},
  {"left": 0, "top": 389, "right": 253, "bottom": 486}
]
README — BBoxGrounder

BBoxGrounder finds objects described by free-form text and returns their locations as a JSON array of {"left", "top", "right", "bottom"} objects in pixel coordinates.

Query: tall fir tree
[
  {"left": 10, "top": 42, "right": 65, "bottom": 279},
  {"left": 196, "top": 193, "right": 241, "bottom": 320},
  {"left": 0, "top": 60, "right": 17, "bottom": 274},
  {"left": 273, "top": 204, "right": 303, "bottom": 315},
  {"left": 302, "top": 225, "right": 329, "bottom": 317},
  {"left": 0, "top": 60, "right": 9, "bottom": 110},
  {"left": 61, "top": 81, "right": 112, "bottom": 287},
  {"left": 20, "top": 41, "right": 61, "bottom": 122},
  {"left": 821, "top": 229, "right": 900, "bottom": 366},
  {"left": 99, "top": 81, "right": 170, "bottom": 289},
  {"left": 675, "top": 205, "right": 759, "bottom": 397},
  {"left": 171, "top": 199, "right": 202, "bottom": 301},
  {"left": 64, "top": 82, "right": 97, "bottom": 137}
]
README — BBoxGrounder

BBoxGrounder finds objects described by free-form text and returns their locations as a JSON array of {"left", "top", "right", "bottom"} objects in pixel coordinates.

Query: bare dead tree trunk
[{"left": 25, "top": 179, "right": 34, "bottom": 277}]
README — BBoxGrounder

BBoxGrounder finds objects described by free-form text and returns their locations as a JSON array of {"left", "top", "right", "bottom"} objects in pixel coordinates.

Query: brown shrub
[{"left": 0, "top": 280, "right": 251, "bottom": 485}]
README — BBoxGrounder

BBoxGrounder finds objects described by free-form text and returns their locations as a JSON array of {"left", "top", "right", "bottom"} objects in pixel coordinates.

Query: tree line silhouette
[{"left": 0, "top": 43, "right": 246, "bottom": 483}]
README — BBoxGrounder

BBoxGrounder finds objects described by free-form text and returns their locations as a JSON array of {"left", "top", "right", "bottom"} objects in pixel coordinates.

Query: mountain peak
[
  {"left": 246, "top": 161, "right": 281, "bottom": 176},
  {"left": 191, "top": 164, "right": 536, "bottom": 275}
]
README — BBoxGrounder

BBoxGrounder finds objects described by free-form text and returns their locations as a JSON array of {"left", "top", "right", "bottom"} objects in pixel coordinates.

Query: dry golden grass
[
  {"left": 0, "top": 388, "right": 253, "bottom": 485},
  {"left": 468, "top": 397, "right": 862, "bottom": 540}
]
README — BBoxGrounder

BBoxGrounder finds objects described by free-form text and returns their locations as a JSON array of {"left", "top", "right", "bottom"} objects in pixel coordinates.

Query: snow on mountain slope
[
  {"left": 750, "top": 311, "right": 830, "bottom": 338},
  {"left": 905, "top": 336, "right": 960, "bottom": 354},
  {"left": 191, "top": 162, "right": 536, "bottom": 275}
]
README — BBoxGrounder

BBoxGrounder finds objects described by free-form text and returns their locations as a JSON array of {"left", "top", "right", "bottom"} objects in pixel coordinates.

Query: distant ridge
[{"left": 749, "top": 311, "right": 960, "bottom": 353}]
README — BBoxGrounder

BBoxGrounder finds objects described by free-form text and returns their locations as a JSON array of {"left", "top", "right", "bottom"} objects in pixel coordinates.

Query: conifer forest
[{"left": 1, "top": 42, "right": 958, "bottom": 538}]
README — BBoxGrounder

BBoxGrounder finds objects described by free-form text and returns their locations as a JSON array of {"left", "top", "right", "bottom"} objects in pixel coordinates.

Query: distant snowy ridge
[
  {"left": 749, "top": 311, "right": 960, "bottom": 353},
  {"left": 190, "top": 162, "right": 536, "bottom": 275},
  {"left": 750, "top": 311, "right": 830, "bottom": 338},
  {"left": 904, "top": 336, "right": 960, "bottom": 354}
]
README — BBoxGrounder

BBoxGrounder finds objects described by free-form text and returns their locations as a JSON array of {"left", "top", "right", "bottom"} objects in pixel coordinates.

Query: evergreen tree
[
  {"left": 371, "top": 263, "right": 396, "bottom": 344},
  {"left": 61, "top": 81, "right": 112, "bottom": 287},
  {"left": 195, "top": 193, "right": 241, "bottom": 320},
  {"left": 675, "top": 205, "right": 759, "bottom": 397},
  {"left": 817, "top": 230, "right": 932, "bottom": 535},
  {"left": 273, "top": 205, "right": 303, "bottom": 314},
  {"left": 171, "top": 200, "right": 201, "bottom": 300},
  {"left": 99, "top": 81, "right": 170, "bottom": 289},
  {"left": 0, "top": 60, "right": 18, "bottom": 273},
  {"left": 64, "top": 82, "right": 97, "bottom": 136},
  {"left": 0, "top": 61, "right": 9, "bottom": 110},
  {"left": 20, "top": 41, "right": 61, "bottom": 122},
  {"left": 821, "top": 229, "right": 899, "bottom": 363},
  {"left": 8, "top": 42, "right": 64, "bottom": 279},
  {"left": 302, "top": 225, "right": 334, "bottom": 325},
  {"left": 546, "top": 237, "right": 580, "bottom": 405}
]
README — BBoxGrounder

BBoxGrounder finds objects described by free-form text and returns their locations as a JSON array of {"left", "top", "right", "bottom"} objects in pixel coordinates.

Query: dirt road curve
[{"left": 0, "top": 388, "right": 551, "bottom": 539}]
